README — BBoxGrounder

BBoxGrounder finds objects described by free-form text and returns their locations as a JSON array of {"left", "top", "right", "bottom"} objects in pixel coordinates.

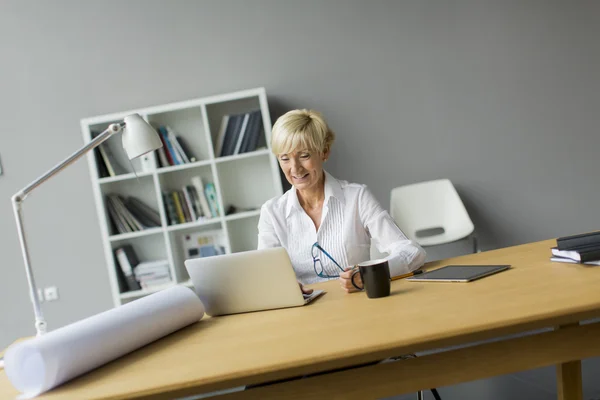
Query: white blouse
[{"left": 257, "top": 171, "right": 426, "bottom": 285}]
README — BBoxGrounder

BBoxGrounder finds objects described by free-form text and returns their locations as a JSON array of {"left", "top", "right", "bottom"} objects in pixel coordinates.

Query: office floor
[{"left": 387, "top": 357, "right": 600, "bottom": 400}]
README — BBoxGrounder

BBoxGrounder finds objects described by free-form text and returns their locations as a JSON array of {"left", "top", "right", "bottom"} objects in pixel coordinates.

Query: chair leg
[
  {"left": 431, "top": 388, "right": 442, "bottom": 400},
  {"left": 417, "top": 390, "right": 424, "bottom": 400}
]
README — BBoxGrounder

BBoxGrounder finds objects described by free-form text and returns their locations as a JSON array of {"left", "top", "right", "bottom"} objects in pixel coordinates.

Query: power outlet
[{"left": 44, "top": 286, "right": 59, "bottom": 302}]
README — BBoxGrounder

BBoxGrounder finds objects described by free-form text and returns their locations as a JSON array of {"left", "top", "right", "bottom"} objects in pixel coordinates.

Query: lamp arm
[
  {"left": 11, "top": 122, "right": 123, "bottom": 336},
  {"left": 13, "top": 123, "right": 124, "bottom": 202}
]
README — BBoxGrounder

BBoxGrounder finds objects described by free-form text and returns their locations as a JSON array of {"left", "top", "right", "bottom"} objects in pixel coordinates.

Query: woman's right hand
[{"left": 298, "top": 282, "right": 314, "bottom": 295}]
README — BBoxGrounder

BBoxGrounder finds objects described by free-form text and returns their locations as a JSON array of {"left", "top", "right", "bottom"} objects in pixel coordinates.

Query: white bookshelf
[{"left": 81, "top": 88, "right": 283, "bottom": 306}]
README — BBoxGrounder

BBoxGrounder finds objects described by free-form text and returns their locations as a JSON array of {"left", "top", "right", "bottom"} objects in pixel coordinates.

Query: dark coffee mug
[{"left": 350, "top": 259, "right": 391, "bottom": 298}]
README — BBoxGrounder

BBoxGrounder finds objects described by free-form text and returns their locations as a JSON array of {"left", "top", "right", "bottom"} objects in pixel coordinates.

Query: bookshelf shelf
[
  {"left": 214, "top": 148, "right": 270, "bottom": 164},
  {"left": 156, "top": 159, "right": 213, "bottom": 174},
  {"left": 98, "top": 171, "right": 154, "bottom": 184},
  {"left": 223, "top": 209, "right": 261, "bottom": 222},
  {"left": 121, "top": 279, "right": 195, "bottom": 300},
  {"left": 166, "top": 218, "right": 221, "bottom": 233},
  {"left": 119, "top": 281, "right": 176, "bottom": 300},
  {"left": 108, "top": 227, "right": 164, "bottom": 242},
  {"left": 82, "top": 87, "right": 283, "bottom": 307}
]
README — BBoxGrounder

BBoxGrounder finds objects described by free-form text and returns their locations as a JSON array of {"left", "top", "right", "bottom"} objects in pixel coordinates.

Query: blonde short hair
[{"left": 271, "top": 109, "right": 335, "bottom": 155}]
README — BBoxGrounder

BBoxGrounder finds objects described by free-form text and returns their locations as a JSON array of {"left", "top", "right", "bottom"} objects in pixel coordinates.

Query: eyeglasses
[{"left": 312, "top": 242, "right": 345, "bottom": 278}]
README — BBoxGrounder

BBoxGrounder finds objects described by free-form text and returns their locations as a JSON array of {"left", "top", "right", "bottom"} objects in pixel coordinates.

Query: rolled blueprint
[{"left": 5, "top": 285, "right": 204, "bottom": 398}]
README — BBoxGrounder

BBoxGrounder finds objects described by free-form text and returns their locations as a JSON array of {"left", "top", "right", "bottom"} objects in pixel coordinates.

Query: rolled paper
[{"left": 5, "top": 285, "right": 204, "bottom": 398}]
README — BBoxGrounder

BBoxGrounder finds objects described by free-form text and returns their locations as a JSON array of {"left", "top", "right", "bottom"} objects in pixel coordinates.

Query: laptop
[{"left": 184, "top": 247, "right": 325, "bottom": 316}]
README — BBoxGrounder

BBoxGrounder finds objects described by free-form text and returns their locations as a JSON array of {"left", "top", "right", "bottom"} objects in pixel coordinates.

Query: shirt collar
[{"left": 285, "top": 171, "right": 345, "bottom": 218}]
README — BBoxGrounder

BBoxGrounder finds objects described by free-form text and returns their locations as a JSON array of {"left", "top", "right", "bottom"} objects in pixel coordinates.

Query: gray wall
[{"left": 1, "top": 0, "right": 599, "bottom": 391}]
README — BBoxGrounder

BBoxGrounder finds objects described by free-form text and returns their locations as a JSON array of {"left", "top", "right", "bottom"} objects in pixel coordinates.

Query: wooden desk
[{"left": 2, "top": 239, "right": 600, "bottom": 400}]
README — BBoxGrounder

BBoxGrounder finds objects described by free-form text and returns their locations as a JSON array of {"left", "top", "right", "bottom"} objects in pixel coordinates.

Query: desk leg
[
  {"left": 556, "top": 324, "right": 583, "bottom": 400},
  {"left": 556, "top": 361, "right": 582, "bottom": 400}
]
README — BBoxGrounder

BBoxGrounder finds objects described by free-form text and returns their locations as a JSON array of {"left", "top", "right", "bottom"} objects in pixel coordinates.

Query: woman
[{"left": 258, "top": 109, "right": 426, "bottom": 293}]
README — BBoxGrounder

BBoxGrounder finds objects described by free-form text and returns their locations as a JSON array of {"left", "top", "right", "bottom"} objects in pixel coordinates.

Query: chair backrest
[{"left": 390, "top": 179, "right": 474, "bottom": 246}]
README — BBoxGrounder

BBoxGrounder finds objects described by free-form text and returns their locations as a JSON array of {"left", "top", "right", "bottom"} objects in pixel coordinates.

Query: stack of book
[
  {"left": 162, "top": 176, "right": 219, "bottom": 225},
  {"left": 105, "top": 195, "right": 161, "bottom": 235},
  {"left": 114, "top": 244, "right": 171, "bottom": 292},
  {"left": 214, "top": 110, "right": 264, "bottom": 157},
  {"left": 134, "top": 260, "right": 172, "bottom": 289},
  {"left": 153, "top": 125, "right": 197, "bottom": 167},
  {"left": 550, "top": 231, "right": 600, "bottom": 266}
]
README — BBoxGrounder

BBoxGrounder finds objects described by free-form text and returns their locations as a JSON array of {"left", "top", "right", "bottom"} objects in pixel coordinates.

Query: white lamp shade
[{"left": 121, "top": 114, "right": 163, "bottom": 159}]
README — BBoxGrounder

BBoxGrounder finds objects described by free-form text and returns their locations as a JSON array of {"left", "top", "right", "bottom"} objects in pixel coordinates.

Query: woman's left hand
[{"left": 339, "top": 267, "right": 361, "bottom": 293}]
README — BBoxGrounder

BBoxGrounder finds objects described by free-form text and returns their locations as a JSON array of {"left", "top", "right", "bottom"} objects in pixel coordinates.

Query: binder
[{"left": 557, "top": 231, "right": 600, "bottom": 250}]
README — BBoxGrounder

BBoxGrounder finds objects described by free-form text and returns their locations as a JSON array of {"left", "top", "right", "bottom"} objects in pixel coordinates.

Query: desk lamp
[{"left": 11, "top": 114, "right": 162, "bottom": 336}]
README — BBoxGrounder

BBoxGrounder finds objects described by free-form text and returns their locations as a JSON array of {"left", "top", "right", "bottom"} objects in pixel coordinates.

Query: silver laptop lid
[{"left": 184, "top": 247, "right": 305, "bottom": 316}]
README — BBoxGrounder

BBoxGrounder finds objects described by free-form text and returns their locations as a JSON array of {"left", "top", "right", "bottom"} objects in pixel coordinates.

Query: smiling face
[
  {"left": 270, "top": 109, "right": 336, "bottom": 192},
  {"left": 278, "top": 149, "right": 328, "bottom": 191}
]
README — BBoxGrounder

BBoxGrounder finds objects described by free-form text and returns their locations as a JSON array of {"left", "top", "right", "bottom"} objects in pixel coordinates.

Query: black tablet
[{"left": 406, "top": 265, "right": 510, "bottom": 282}]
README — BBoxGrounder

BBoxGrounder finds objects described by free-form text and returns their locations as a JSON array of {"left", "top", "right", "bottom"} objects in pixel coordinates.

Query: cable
[{"left": 431, "top": 388, "right": 442, "bottom": 400}]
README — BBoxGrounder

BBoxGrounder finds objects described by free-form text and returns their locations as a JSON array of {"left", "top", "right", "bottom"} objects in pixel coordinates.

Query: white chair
[
  {"left": 390, "top": 179, "right": 479, "bottom": 253},
  {"left": 391, "top": 179, "right": 473, "bottom": 400}
]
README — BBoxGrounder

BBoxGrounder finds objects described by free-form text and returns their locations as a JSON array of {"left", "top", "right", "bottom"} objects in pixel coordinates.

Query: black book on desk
[
  {"left": 557, "top": 231, "right": 600, "bottom": 250},
  {"left": 551, "top": 244, "right": 600, "bottom": 262}
]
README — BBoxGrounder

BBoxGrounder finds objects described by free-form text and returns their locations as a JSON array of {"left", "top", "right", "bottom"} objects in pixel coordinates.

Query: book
[
  {"left": 166, "top": 126, "right": 190, "bottom": 164},
  {"left": 220, "top": 114, "right": 244, "bottom": 157},
  {"left": 112, "top": 195, "right": 144, "bottom": 231},
  {"left": 98, "top": 143, "right": 128, "bottom": 177},
  {"left": 550, "top": 256, "right": 600, "bottom": 266},
  {"left": 163, "top": 192, "right": 178, "bottom": 225},
  {"left": 557, "top": 231, "right": 600, "bottom": 250},
  {"left": 191, "top": 176, "right": 212, "bottom": 218},
  {"left": 155, "top": 127, "right": 174, "bottom": 166},
  {"left": 214, "top": 115, "right": 230, "bottom": 157},
  {"left": 172, "top": 191, "right": 186, "bottom": 224},
  {"left": 105, "top": 197, "right": 129, "bottom": 234},
  {"left": 124, "top": 197, "right": 161, "bottom": 227},
  {"left": 113, "top": 253, "right": 129, "bottom": 293},
  {"left": 187, "top": 185, "right": 204, "bottom": 218},
  {"left": 114, "top": 246, "right": 141, "bottom": 292},
  {"left": 204, "top": 183, "right": 219, "bottom": 217},
  {"left": 182, "top": 186, "right": 198, "bottom": 221},
  {"left": 240, "top": 110, "right": 263, "bottom": 153},
  {"left": 91, "top": 131, "right": 110, "bottom": 178},
  {"left": 176, "top": 136, "right": 196, "bottom": 162},
  {"left": 239, "top": 111, "right": 261, "bottom": 154},
  {"left": 134, "top": 260, "right": 171, "bottom": 288},
  {"left": 134, "top": 260, "right": 170, "bottom": 275},
  {"left": 551, "top": 245, "right": 600, "bottom": 262},
  {"left": 139, "top": 276, "right": 172, "bottom": 289},
  {"left": 155, "top": 144, "right": 170, "bottom": 168},
  {"left": 178, "top": 189, "right": 192, "bottom": 222},
  {"left": 108, "top": 196, "right": 137, "bottom": 233},
  {"left": 118, "top": 245, "right": 140, "bottom": 269},
  {"left": 158, "top": 126, "right": 181, "bottom": 165},
  {"left": 233, "top": 113, "right": 250, "bottom": 155}
]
